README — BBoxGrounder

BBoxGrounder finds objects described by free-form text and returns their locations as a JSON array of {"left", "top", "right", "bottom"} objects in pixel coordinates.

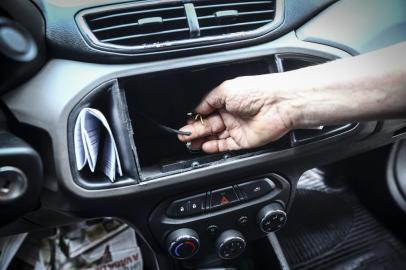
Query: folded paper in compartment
[{"left": 74, "top": 108, "right": 123, "bottom": 182}]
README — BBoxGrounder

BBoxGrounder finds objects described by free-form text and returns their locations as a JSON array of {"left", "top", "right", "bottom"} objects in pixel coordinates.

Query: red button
[{"left": 210, "top": 187, "right": 239, "bottom": 209}]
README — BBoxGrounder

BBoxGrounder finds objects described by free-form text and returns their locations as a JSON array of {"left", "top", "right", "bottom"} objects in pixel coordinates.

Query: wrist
[{"left": 261, "top": 73, "right": 307, "bottom": 129}]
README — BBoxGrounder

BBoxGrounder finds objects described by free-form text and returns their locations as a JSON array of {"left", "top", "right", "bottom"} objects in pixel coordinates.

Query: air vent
[
  {"left": 81, "top": 2, "right": 189, "bottom": 47},
  {"left": 194, "top": 0, "right": 275, "bottom": 36},
  {"left": 76, "top": 0, "right": 282, "bottom": 53}
]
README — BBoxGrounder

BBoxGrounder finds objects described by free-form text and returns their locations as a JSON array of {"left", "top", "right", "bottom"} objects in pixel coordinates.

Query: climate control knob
[
  {"left": 257, "top": 203, "right": 287, "bottom": 233},
  {"left": 215, "top": 229, "right": 246, "bottom": 259},
  {"left": 166, "top": 228, "right": 200, "bottom": 259}
]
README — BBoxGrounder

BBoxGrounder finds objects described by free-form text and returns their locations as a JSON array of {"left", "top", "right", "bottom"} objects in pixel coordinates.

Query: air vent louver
[
  {"left": 83, "top": 2, "right": 189, "bottom": 46},
  {"left": 77, "top": 0, "right": 281, "bottom": 52},
  {"left": 195, "top": 0, "right": 275, "bottom": 36}
]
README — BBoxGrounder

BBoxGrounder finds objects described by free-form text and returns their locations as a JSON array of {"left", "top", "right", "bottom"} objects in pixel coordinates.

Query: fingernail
[
  {"left": 178, "top": 130, "right": 191, "bottom": 136},
  {"left": 186, "top": 142, "right": 201, "bottom": 153}
]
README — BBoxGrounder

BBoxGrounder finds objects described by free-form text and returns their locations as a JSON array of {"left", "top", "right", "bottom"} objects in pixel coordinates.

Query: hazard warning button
[{"left": 210, "top": 187, "right": 239, "bottom": 210}]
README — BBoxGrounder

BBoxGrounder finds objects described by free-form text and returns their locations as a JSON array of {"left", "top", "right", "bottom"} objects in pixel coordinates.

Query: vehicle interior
[{"left": 1, "top": 0, "right": 406, "bottom": 269}]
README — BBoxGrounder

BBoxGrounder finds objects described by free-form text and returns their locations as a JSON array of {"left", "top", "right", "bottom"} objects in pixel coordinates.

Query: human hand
[
  {"left": 179, "top": 43, "right": 406, "bottom": 154},
  {"left": 178, "top": 74, "right": 300, "bottom": 153}
]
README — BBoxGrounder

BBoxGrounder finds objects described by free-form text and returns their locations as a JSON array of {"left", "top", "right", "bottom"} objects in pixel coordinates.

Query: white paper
[
  {"left": 82, "top": 228, "right": 143, "bottom": 270},
  {"left": 68, "top": 223, "right": 128, "bottom": 258},
  {"left": 74, "top": 108, "right": 123, "bottom": 182}
]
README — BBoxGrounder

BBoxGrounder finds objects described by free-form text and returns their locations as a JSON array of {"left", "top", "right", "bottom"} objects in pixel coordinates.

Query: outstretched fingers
[{"left": 201, "top": 137, "right": 241, "bottom": 153}]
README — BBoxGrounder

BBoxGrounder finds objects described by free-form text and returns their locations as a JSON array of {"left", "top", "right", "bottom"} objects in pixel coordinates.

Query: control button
[
  {"left": 216, "top": 230, "right": 246, "bottom": 259},
  {"left": 166, "top": 193, "right": 206, "bottom": 218},
  {"left": 237, "top": 178, "right": 275, "bottom": 201},
  {"left": 237, "top": 216, "right": 249, "bottom": 227},
  {"left": 207, "top": 225, "right": 219, "bottom": 236},
  {"left": 187, "top": 193, "right": 206, "bottom": 216},
  {"left": 166, "top": 228, "right": 200, "bottom": 259},
  {"left": 257, "top": 203, "right": 287, "bottom": 233},
  {"left": 167, "top": 199, "right": 190, "bottom": 218},
  {"left": 174, "top": 241, "right": 197, "bottom": 258},
  {"left": 210, "top": 187, "right": 239, "bottom": 209}
]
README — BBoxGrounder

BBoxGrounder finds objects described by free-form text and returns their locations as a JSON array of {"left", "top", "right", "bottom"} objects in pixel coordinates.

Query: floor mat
[{"left": 277, "top": 169, "right": 406, "bottom": 270}]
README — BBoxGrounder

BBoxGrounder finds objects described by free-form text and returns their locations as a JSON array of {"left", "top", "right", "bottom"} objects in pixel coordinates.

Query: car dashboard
[{"left": 0, "top": 0, "right": 406, "bottom": 269}]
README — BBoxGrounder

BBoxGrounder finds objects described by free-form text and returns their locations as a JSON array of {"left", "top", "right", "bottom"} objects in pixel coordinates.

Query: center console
[
  {"left": 5, "top": 30, "right": 397, "bottom": 267},
  {"left": 63, "top": 52, "right": 360, "bottom": 268}
]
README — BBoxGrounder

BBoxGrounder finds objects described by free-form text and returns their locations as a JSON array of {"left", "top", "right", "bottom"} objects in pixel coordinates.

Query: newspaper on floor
[
  {"left": 30, "top": 219, "right": 143, "bottom": 270},
  {"left": 74, "top": 108, "right": 122, "bottom": 182}
]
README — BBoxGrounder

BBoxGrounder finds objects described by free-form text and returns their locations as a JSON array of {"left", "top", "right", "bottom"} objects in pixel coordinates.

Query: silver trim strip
[{"left": 75, "top": 0, "right": 284, "bottom": 54}]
